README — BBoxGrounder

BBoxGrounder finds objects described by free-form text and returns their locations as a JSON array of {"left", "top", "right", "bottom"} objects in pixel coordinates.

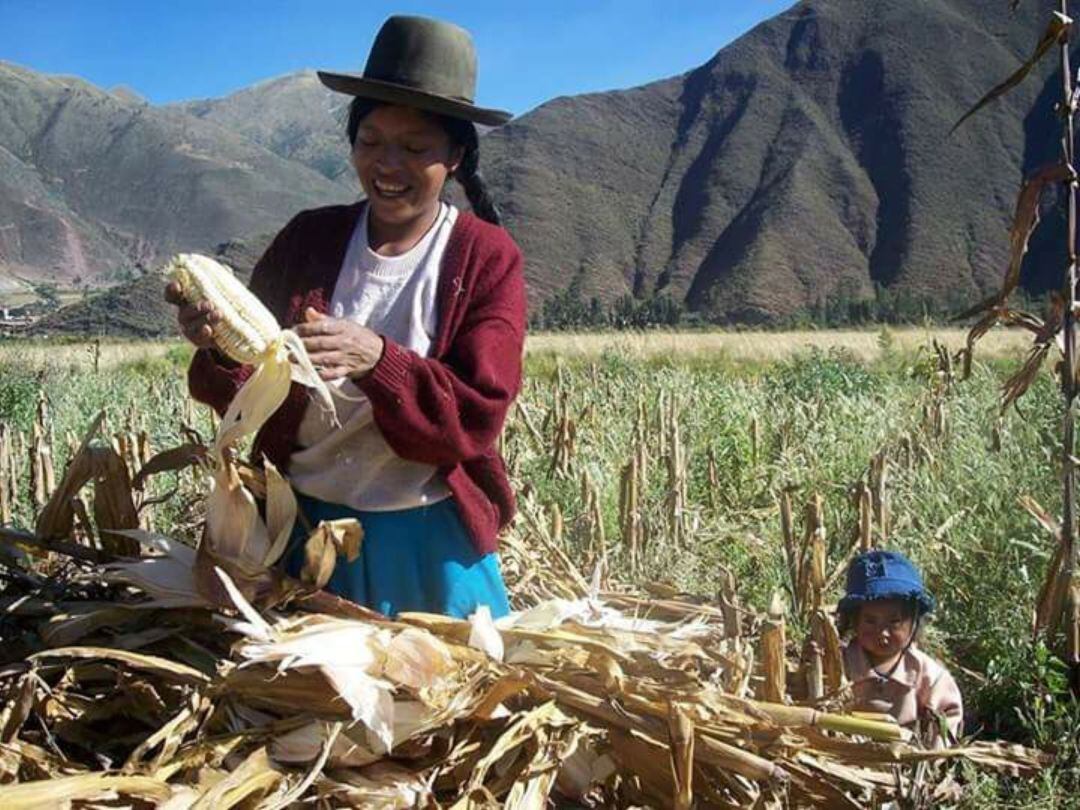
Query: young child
[{"left": 838, "top": 550, "right": 963, "bottom": 742}]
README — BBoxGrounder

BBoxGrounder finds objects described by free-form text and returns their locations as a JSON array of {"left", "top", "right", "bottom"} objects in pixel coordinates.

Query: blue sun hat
[{"left": 838, "top": 550, "right": 936, "bottom": 616}]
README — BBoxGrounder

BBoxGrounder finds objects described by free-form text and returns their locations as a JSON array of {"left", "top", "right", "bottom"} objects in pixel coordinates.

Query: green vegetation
[
  {"left": 507, "top": 346, "right": 1075, "bottom": 807},
  {"left": 530, "top": 280, "right": 1050, "bottom": 331},
  {"left": 0, "top": 340, "right": 1077, "bottom": 805}
]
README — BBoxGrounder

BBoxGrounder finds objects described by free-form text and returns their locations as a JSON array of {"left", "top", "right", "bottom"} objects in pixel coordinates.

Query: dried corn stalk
[
  {"left": 0, "top": 534, "right": 1054, "bottom": 809},
  {"left": 664, "top": 409, "right": 688, "bottom": 549},
  {"left": 0, "top": 423, "right": 11, "bottom": 525},
  {"left": 619, "top": 451, "right": 644, "bottom": 574},
  {"left": 580, "top": 469, "right": 606, "bottom": 573},
  {"left": 870, "top": 451, "right": 889, "bottom": 546},
  {"left": 804, "top": 641, "right": 825, "bottom": 702},
  {"left": 34, "top": 413, "right": 139, "bottom": 557},
  {"left": 549, "top": 386, "right": 576, "bottom": 479},
  {"left": 856, "top": 480, "right": 873, "bottom": 552},
  {"left": 956, "top": 3, "right": 1080, "bottom": 687},
  {"left": 761, "top": 591, "right": 787, "bottom": 704}
]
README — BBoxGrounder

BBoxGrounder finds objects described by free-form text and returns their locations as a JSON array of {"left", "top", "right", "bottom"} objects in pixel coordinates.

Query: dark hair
[
  {"left": 836, "top": 597, "right": 920, "bottom": 637},
  {"left": 346, "top": 98, "right": 501, "bottom": 225}
]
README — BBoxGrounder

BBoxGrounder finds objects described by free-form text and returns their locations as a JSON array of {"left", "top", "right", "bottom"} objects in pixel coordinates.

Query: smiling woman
[
  {"left": 350, "top": 104, "right": 460, "bottom": 243},
  {"left": 165, "top": 15, "right": 525, "bottom": 620}
]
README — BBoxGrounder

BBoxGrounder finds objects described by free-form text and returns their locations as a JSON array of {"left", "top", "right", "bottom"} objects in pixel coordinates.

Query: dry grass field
[
  {"left": 0, "top": 328, "right": 1076, "bottom": 805},
  {"left": 526, "top": 327, "right": 1033, "bottom": 363},
  {"left": 0, "top": 327, "right": 1034, "bottom": 371}
]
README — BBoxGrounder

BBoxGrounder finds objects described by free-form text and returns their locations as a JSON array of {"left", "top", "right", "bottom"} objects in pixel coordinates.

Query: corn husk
[
  {"left": 0, "top": 570, "right": 1054, "bottom": 808},
  {"left": 0, "top": 429, "right": 1055, "bottom": 808}
]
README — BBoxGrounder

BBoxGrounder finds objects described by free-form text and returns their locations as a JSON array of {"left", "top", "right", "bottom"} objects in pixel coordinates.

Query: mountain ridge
[
  {"left": 0, "top": 60, "right": 354, "bottom": 293},
  {"left": 0, "top": 0, "right": 1064, "bottom": 331},
  {"left": 477, "top": 0, "right": 1053, "bottom": 322}
]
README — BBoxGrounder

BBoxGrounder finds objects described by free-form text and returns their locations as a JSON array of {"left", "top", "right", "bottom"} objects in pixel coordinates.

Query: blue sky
[{"left": 0, "top": 1, "right": 795, "bottom": 113}]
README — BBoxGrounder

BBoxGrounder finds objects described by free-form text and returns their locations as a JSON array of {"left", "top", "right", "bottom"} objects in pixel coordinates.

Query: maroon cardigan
[{"left": 188, "top": 202, "right": 526, "bottom": 555}]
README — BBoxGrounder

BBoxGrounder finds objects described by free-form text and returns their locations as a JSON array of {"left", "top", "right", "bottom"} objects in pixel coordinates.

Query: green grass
[
  {"left": 505, "top": 346, "right": 1080, "bottom": 807},
  {"left": 0, "top": 339, "right": 1078, "bottom": 805}
]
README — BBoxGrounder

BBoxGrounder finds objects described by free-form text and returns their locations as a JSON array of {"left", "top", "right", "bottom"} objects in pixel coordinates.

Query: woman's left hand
[{"left": 294, "top": 308, "right": 385, "bottom": 381}]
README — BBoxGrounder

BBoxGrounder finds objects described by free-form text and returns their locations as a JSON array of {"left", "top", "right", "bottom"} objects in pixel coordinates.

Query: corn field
[{"left": 0, "top": 337, "right": 1076, "bottom": 807}]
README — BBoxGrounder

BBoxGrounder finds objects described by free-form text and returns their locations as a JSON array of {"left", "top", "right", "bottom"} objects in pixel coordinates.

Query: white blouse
[{"left": 287, "top": 203, "right": 458, "bottom": 510}]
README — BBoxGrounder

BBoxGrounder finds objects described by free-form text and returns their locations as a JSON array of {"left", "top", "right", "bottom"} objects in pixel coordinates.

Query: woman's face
[
  {"left": 351, "top": 105, "right": 461, "bottom": 231},
  {"left": 855, "top": 599, "right": 915, "bottom": 664}
]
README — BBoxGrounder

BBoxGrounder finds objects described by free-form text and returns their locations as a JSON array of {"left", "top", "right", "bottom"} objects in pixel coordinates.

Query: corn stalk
[
  {"left": 761, "top": 591, "right": 787, "bottom": 703},
  {"left": 0, "top": 423, "right": 11, "bottom": 525},
  {"left": 856, "top": 480, "right": 873, "bottom": 552},
  {"left": 663, "top": 404, "right": 688, "bottom": 549},
  {"left": 869, "top": 450, "right": 889, "bottom": 546},
  {"left": 957, "top": 0, "right": 1080, "bottom": 690},
  {"left": 549, "top": 501, "right": 564, "bottom": 546},
  {"left": 549, "top": 377, "right": 576, "bottom": 479},
  {"left": 619, "top": 450, "right": 644, "bottom": 575},
  {"left": 1059, "top": 0, "right": 1080, "bottom": 691},
  {"left": 580, "top": 469, "right": 607, "bottom": 576}
]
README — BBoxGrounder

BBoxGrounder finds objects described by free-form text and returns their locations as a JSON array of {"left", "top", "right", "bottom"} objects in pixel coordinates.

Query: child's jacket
[{"left": 842, "top": 642, "right": 963, "bottom": 740}]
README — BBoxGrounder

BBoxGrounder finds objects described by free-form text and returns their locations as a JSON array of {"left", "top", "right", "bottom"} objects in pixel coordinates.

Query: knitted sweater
[
  {"left": 187, "top": 201, "right": 526, "bottom": 554},
  {"left": 842, "top": 641, "right": 963, "bottom": 741}
]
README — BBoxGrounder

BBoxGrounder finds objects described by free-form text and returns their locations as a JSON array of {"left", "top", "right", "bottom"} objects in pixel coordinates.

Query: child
[{"left": 838, "top": 550, "right": 963, "bottom": 742}]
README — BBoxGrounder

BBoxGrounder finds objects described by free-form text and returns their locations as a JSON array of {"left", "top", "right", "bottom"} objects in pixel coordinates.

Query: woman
[{"left": 166, "top": 15, "right": 524, "bottom": 619}]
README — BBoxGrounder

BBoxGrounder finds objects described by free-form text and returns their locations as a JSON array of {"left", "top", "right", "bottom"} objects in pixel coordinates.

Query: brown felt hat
[{"left": 318, "top": 15, "right": 512, "bottom": 127}]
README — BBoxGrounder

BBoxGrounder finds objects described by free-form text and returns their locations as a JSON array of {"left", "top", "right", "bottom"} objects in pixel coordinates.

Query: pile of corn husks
[{"left": 0, "top": 420, "right": 1051, "bottom": 808}]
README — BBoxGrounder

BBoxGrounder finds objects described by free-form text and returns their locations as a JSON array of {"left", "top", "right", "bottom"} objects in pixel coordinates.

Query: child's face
[{"left": 855, "top": 599, "right": 915, "bottom": 663}]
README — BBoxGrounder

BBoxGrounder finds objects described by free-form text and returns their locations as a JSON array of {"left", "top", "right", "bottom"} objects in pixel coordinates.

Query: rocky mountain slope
[
  {"left": 172, "top": 71, "right": 354, "bottom": 190},
  {"left": 0, "top": 61, "right": 353, "bottom": 294},
  {"left": 480, "top": 0, "right": 1056, "bottom": 321},
  {"left": 1, "top": 0, "right": 1065, "bottom": 327}
]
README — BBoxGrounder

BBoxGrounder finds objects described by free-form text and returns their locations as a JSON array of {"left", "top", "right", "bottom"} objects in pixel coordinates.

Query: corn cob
[
  {"left": 168, "top": 252, "right": 280, "bottom": 365},
  {"left": 166, "top": 253, "right": 338, "bottom": 454}
]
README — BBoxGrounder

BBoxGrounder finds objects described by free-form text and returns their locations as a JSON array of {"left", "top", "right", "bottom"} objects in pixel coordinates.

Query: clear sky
[{"left": 0, "top": 1, "right": 795, "bottom": 114}]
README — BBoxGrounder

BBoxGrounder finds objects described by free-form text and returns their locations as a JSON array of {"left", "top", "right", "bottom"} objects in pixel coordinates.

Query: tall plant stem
[{"left": 1059, "top": 0, "right": 1080, "bottom": 691}]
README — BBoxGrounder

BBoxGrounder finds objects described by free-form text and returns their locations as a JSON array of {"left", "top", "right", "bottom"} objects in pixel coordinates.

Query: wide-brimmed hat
[
  {"left": 318, "top": 15, "right": 512, "bottom": 127},
  {"left": 837, "top": 550, "right": 936, "bottom": 617}
]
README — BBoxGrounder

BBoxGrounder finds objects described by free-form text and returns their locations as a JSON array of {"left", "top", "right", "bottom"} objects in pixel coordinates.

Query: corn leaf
[{"left": 951, "top": 13, "right": 1072, "bottom": 134}]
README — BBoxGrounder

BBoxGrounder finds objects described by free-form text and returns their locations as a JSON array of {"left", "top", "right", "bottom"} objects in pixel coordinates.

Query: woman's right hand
[{"left": 164, "top": 282, "right": 220, "bottom": 349}]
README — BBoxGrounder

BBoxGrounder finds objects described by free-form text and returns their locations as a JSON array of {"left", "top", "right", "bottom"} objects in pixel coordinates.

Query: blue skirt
[{"left": 283, "top": 493, "right": 511, "bottom": 620}]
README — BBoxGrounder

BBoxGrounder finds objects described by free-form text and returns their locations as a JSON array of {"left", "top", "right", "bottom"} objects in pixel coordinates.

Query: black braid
[
  {"left": 458, "top": 142, "right": 502, "bottom": 226},
  {"left": 441, "top": 118, "right": 502, "bottom": 226},
  {"left": 345, "top": 97, "right": 502, "bottom": 226}
]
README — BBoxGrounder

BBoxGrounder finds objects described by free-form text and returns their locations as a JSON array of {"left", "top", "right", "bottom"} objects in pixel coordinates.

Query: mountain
[
  {"left": 172, "top": 71, "right": 355, "bottom": 190},
  {"left": 0, "top": 61, "right": 353, "bottom": 294},
  {"left": 29, "top": 233, "right": 272, "bottom": 337},
  {"left": 2, "top": 0, "right": 1066, "bottom": 328},
  {"left": 479, "top": 0, "right": 1055, "bottom": 322}
]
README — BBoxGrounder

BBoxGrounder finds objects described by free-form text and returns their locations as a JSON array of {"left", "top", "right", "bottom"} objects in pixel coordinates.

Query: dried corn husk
[{"left": 0, "top": 430, "right": 1055, "bottom": 808}]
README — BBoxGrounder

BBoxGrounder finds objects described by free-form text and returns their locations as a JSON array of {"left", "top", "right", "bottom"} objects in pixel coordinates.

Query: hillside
[
  {"left": 1, "top": 0, "right": 1068, "bottom": 329},
  {"left": 173, "top": 71, "right": 354, "bottom": 190},
  {"left": 480, "top": 0, "right": 1056, "bottom": 321},
  {"left": 29, "top": 233, "right": 271, "bottom": 338},
  {"left": 0, "top": 61, "right": 353, "bottom": 294}
]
